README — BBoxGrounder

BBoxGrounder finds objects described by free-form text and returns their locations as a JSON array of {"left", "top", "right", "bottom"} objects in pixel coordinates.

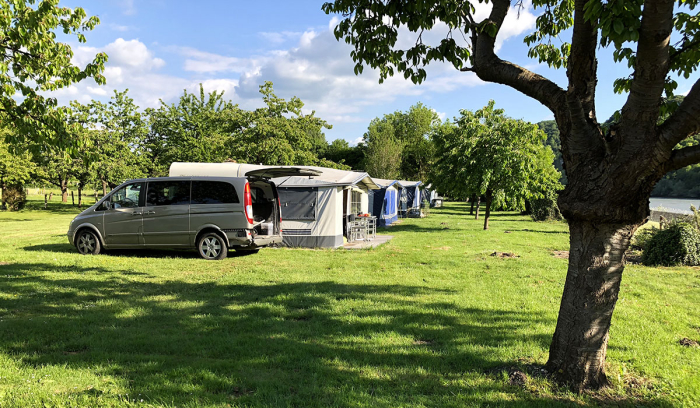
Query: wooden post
[
  {"left": 94, "top": 191, "right": 98, "bottom": 203},
  {"left": 44, "top": 194, "right": 48, "bottom": 209},
  {"left": 48, "top": 192, "right": 53, "bottom": 201}
]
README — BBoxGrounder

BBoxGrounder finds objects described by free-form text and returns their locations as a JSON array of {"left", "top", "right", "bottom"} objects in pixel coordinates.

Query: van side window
[
  {"left": 147, "top": 181, "right": 190, "bottom": 206},
  {"left": 191, "top": 181, "right": 239, "bottom": 204},
  {"left": 109, "top": 183, "right": 144, "bottom": 209}
]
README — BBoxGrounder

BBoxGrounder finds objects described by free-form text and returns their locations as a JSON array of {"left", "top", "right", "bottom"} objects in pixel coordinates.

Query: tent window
[
  {"left": 350, "top": 190, "right": 362, "bottom": 215},
  {"left": 278, "top": 187, "right": 317, "bottom": 220}
]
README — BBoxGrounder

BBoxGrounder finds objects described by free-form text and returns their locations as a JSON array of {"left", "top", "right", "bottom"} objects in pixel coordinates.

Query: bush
[
  {"left": 642, "top": 222, "right": 700, "bottom": 266},
  {"left": 1, "top": 184, "right": 26, "bottom": 211},
  {"left": 631, "top": 227, "right": 657, "bottom": 251},
  {"left": 525, "top": 190, "right": 562, "bottom": 221}
]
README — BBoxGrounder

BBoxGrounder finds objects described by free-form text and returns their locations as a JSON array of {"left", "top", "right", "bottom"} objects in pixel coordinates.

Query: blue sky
[{"left": 53, "top": 0, "right": 698, "bottom": 145}]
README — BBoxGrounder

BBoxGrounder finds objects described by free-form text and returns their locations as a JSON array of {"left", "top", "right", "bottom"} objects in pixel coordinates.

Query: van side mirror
[{"left": 98, "top": 201, "right": 111, "bottom": 211}]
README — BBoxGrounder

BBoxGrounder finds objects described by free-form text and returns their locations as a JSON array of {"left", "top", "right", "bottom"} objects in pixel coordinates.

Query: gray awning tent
[{"left": 169, "top": 162, "right": 379, "bottom": 248}]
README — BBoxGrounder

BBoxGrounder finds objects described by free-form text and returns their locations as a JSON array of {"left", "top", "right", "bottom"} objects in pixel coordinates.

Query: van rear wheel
[{"left": 197, "top": 233, "right": 227, "bottom": 260}]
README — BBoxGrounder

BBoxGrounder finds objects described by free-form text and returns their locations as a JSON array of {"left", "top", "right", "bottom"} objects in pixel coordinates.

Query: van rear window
[{"left": 192, "top": 181, "right": 239, "bottom": 204}]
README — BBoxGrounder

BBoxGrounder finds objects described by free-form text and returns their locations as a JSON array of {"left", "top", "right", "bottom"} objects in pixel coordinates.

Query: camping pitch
[{"left": 169, "top": 162, "right": 379, "bottom": 248}]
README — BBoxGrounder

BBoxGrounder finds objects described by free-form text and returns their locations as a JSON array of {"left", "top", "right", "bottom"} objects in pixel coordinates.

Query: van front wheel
[
  {"left": 197, "top": 233, "right": 227, "bottom": 260},
  {"left": 76, "top": 230, "right": 101, "bottom": 255}
]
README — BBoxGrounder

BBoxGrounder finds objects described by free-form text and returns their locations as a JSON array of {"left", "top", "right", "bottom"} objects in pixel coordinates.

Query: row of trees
[{"left": 0, "top": 82, "right": 347, "bottom": 208}]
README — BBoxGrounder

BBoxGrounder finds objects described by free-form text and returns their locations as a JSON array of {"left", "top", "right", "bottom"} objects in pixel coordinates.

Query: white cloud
[
  {"left": 47, "top": 38, "right": 188, "bottom": 108},
  {"left": 103, "top": 38, "right": 165, "bottom": 70},
  {"left": 259, "top": 31, "right": 302, "bottom": 44},
  {"left": 109, "top": 24, "right": 135, "bottom": 32},
  {"left": 432, "top": 109, "right": 447, "bottom": 121},
  {"left": 87, "top": 86, "right": 109, "bottom": 96},
  {"left": 174, "top": 46, "right": 260, "bottom": 74},
  {"left": 350, "top": 136, "right": 364, "bottom": 146}
]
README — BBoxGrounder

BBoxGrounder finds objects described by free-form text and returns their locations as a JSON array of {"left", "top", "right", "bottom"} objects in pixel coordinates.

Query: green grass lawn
[{"left": 0, "top": 198, "right": 698, "bottom": 407}]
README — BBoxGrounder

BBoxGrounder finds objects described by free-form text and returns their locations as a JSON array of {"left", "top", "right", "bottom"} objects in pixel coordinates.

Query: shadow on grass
[
  {"left": 0, "top": 263, "right": 672, "bottom": 407},
  {"left": 518, "top": 229, "right": 569, "bottom": 235},
  {"left": 23, "top": 244, "right": 260, "bottom": 259},
  {"left": 20, "top": 201, "right": 85, "bottom": 214},
  {"left": 385, "top": 224, "right": 450, "bottom": 233}
]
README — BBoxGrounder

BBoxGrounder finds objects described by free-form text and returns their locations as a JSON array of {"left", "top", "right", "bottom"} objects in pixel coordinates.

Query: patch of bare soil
[
  {"left": 491, "top": 251, "right": 519, "bottom": 258},
  {"left": 509, "top": 370, "right": 528, "bottom": 386},
  {"left": 552, "top": 251, "right": 569, "bottom": 259},
  {"left": 680, "top": 337, "right": 699, "bottom": 347},
  {"left": 0, "top": 262, "right": 10, "bottom": 266}
]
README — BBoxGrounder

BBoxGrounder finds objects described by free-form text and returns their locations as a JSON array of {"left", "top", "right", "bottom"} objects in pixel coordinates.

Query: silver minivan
[{"left": 67, "top": 169, "right": 314, "bottom": 259}]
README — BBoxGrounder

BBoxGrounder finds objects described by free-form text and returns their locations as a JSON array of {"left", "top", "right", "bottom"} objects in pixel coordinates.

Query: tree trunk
[
  {"left": 1, "top": 182, "right": 6, "bottom": 211},
  {"left": 474, "top": 196, "right": 481, "bottom": 220},
  {"left": 78, "top": 185, "right": 83, "bottom": 208},
  {"left": 546, "top": 220, "right": 638, "bottom": 391},
  {"left": 61, "top": 179, "right": 68, "bottom": 203},
  {"left": 470, "top": 195, "right": 475, "bottom": 215},
  {"left": 102, "top": 179, "right": 108, "bottom": 196},
  {"left": 483, "top": 189, "right": 493, "bottom": 230}
]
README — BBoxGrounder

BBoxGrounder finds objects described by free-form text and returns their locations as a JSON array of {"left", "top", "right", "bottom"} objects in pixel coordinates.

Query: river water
[{"left": 649, "top": 197, "right": 700, "bottom": 214}]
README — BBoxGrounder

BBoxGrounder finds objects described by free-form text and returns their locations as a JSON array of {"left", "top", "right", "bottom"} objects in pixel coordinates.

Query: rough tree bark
[
  {"left": 60, "top": 179, "right": 68, "bottom": 203},
  {"left": 469, "top": 195, "right": 475, "bottom": 215},
  {"left": 483, "top": 189, "right": 493, "bottom": 230},
  {"left": 474, "top": 196, "right": 481, "bottom": 220}
]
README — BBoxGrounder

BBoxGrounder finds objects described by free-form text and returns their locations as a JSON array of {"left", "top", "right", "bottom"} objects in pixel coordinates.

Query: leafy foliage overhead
[{"left": 0, "top": 0, "right": 107, "bottom": 151}]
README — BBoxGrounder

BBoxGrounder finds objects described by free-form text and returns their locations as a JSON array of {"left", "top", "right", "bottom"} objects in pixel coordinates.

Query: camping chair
[
  {"left": 365, "top": 216, "right": 377, "bottom": 240},
  {"left": 348, "top": 219, "right": 366, "bottom": 242}
]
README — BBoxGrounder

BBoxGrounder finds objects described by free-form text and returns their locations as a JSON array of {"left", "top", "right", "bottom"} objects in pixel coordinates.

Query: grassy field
[{"left": 0, "top": 198, "right": 698, "bottom": 407}]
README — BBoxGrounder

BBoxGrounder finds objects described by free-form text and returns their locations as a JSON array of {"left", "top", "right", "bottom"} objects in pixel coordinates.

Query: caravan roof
[
  {"left": 169, "top": 162, "right": 380, "bottom": 190},
  {"left": 371, "top": 178, "right": 400, "bottom": 188},
  {"left": 398, "top": 180, "right": 423, "bottom": 188}
]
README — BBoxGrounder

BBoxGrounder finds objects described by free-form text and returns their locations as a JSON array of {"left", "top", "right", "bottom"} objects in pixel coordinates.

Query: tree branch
[
  {"left": 567, "top": 0, "right": 599, "bottom": 120},
  {"left": 659, "top": 78, "right": 700, "bottom": 149},
  {"left": 664, "top": 144, "right": 700, "bottom": 173},
  {"left": 471, "top": 0, "right": 567, "bottom": 116},
  {"left": 621, "top": 0, "right": 675, "bottom": 127}
]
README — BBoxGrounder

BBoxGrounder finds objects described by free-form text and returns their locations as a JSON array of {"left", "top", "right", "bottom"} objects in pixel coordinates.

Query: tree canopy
[
  {"left": 0, "top": 0, "right": 107, "bottom": 151},
  {"left": 431, "top": 101, "right": 561, "bottom": 229}
]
